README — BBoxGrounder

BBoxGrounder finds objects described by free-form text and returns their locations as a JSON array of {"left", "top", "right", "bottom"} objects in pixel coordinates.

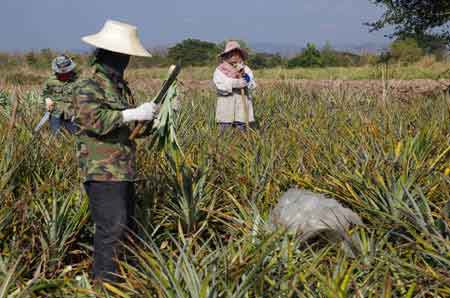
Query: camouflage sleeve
[
  {"left": 74, "top": 81, "right": 125, "bottom": 136},
  {"left": 41, "top": 81, "right": 54, "bottom": 113},
  {"left": 41, "top": 81, "right": 51, "bottom": 100}
]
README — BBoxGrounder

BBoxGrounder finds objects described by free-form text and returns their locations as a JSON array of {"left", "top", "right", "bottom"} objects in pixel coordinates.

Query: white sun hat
[{"left": 82, "top": 20, "right": 152, "bottom": 57}]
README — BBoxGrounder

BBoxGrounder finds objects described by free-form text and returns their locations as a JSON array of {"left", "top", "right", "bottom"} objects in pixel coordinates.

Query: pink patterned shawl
[{"left": 217, "top": 62, "right": 241, "bottom": 79}]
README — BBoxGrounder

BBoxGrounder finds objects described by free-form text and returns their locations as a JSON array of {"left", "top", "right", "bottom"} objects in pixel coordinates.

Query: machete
[
  {"left": 33, "top": 111, "right": 51, "bottom": 134},
  {"left": 129, "top": 64, "right": 181, "bottom": 140}
]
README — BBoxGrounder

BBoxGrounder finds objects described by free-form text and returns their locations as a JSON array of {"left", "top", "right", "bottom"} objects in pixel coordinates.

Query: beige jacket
[{"left": 213, "top": 66, "right": 256, "bottom": 123}]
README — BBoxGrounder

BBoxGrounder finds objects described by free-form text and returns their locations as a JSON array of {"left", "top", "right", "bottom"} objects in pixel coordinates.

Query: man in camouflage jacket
[
  {"left": 42, "top": 55, "right": 79, "bottom": 134},
  {"left": 74, "top": 20, "right": 157, "bottom": 282}
]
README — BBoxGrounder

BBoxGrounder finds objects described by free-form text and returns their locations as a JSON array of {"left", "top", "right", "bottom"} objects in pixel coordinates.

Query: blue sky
[{"left": 0, "top": 0, "right": 391, "bottom": 51}]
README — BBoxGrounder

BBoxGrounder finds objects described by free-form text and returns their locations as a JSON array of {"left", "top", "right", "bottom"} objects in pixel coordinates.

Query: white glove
[
  {"left": 231, "top": 78, "right": 248, "bottom": 89},
  {"left": 122, "top": 102, "right": 160, "bottom": 122},
  {"left": 45, "top": 98, "right": 54, "bottom": 111}
]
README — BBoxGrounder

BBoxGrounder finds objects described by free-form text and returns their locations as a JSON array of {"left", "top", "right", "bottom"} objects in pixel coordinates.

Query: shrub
[
  {"left": 248, "top": 52, "right": 285, "bottom": 69},
  {"left": 390, "top": 38, "right": 424, "bottom": 64},
  {"left": 129, "top": 52, "right": 170, "bottom": 68},
  {"left": 416, "top": 55, "right": 437, "bottom": 67},
  {"left": 288, "top": 43, "right": 323, "bottom": 68}
]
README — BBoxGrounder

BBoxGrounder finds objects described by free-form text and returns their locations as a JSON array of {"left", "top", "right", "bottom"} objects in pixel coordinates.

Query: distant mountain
[
  {"left": 249, "top": 42, "right": 304, "bottom": 57},
  {"left": 333, "top": 42, "right": 390, "bottom": 54}
]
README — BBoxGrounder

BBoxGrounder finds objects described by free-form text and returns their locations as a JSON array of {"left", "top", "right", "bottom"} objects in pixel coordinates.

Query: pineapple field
[{"left": 0, "top": 65, "right": 449, "bottom": 297}]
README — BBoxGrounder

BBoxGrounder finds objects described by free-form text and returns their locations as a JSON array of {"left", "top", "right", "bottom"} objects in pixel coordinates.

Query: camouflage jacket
[
  {"left": 72, "top": 63, "right": 142, "bottom": 182},
  {"left": 42, "top": 73, "right": 79, "bottom": 119}
]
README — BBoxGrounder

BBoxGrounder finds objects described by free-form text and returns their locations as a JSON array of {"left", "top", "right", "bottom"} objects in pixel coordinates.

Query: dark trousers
[
  {"left": 84, "top": 181, "right": 135, "bottom": 282},
  {"left": 50, "top": 115, "right": 78, "bottom": 135}
]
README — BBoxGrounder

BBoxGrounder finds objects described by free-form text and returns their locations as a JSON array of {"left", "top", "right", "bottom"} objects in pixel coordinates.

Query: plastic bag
[{"left": 269, "top": 188, "right": 363, "bottom": 241}]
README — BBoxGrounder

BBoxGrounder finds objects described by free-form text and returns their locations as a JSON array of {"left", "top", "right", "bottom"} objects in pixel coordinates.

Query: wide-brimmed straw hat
[
  {"left": 82, "top": 20, "right": 152, "bottom": 57},
  {"left": 52, "top": 55, "right": 76, "bottom": 74},
  {"left": 219, "top": 41, "right": 248, "bottom": 60}
]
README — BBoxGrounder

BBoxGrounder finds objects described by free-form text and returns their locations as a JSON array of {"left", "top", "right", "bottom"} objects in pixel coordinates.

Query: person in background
[
  {"left": 42, "top": 55, "right": 79, "bottom": 134},
  {"left": 213, "top": 40, "right": 257, "bottom": 132}
]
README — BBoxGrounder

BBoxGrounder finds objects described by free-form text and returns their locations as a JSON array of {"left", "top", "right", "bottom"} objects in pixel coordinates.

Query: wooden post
[{"left": 240, "top": 88, "right": 249, "bottom": 127}]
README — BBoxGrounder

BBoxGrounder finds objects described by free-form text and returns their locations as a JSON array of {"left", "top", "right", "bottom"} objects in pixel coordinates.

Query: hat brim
[
  {"left": 219, "top": 47, "right": 248, "bottom": 60},
  {"left": 82, "top": 34, "right": 152, "bottom": 57}
]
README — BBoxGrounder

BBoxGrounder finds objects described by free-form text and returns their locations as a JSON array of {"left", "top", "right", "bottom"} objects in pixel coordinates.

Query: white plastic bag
[{"left": 269, "top": 188, "right": 363, "bottom": 241}]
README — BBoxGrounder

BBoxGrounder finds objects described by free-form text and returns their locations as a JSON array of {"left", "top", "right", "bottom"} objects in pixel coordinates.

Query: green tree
[
  {"left": 390, "top": 38, "right": 424, "bottom": 64},
  {"left": 320, "top": 42, "right": 338, "bottom": 67},
  {"left": 367, "top": 1, "right": 450, "bottom": 42},
  {"left": 168, "top": 39, "right": 219, "bottom": 66},
  {"left": 287, "top": 43, "right": 323, "bottom": 68}
]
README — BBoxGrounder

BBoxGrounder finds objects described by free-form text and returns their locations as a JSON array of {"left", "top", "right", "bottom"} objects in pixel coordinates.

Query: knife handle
[{"left": 129, "top": 122, "right": 144, "bottom": 140}]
